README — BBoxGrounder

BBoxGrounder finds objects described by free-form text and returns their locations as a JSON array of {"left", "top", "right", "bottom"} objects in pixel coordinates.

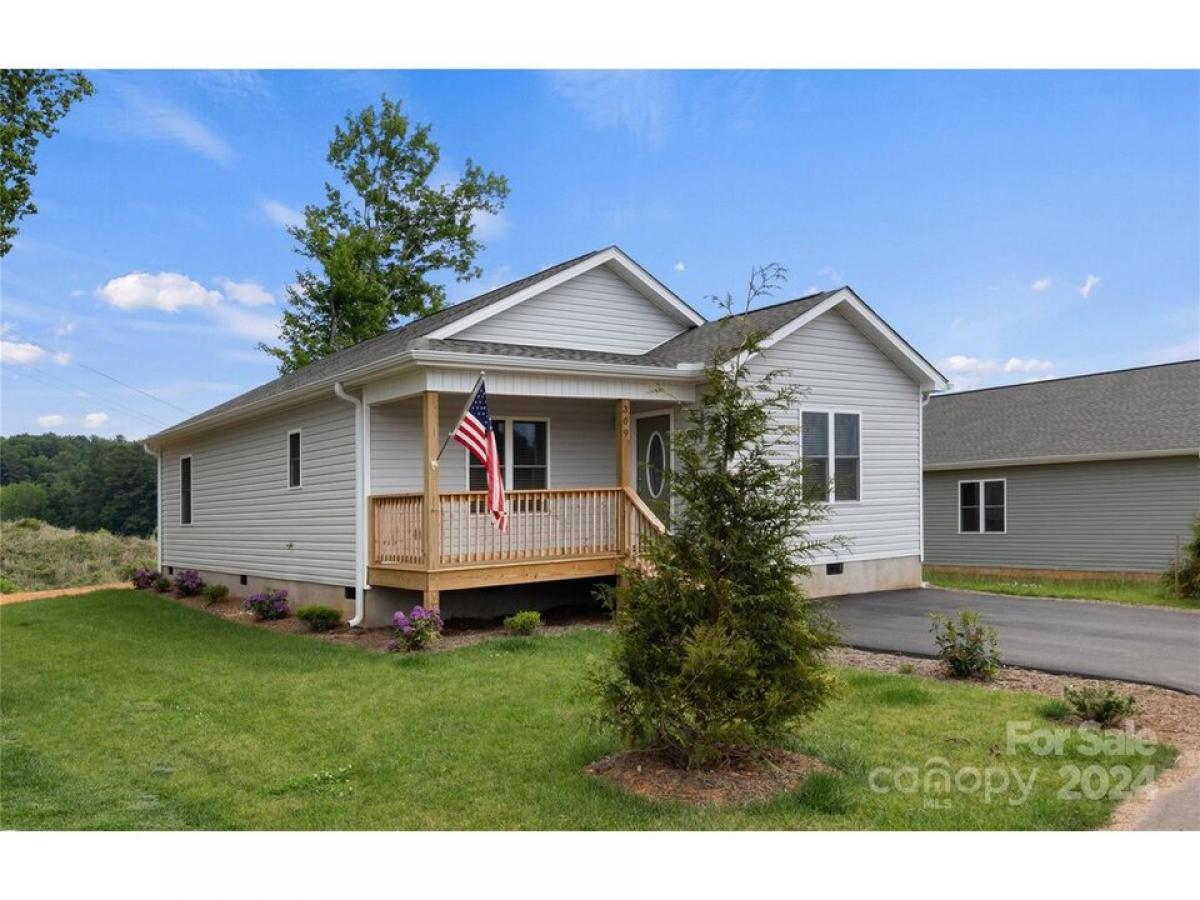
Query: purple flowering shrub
[
  {"left": 131, "top": 567, "right": 160, "bottom": 589},
  {"left": 386, "top": 605, "right": 443, "bottom": 652},
  {"left": 243, "top": 588, "right": 290, "bottom": 621},
  {"left": 172, "top": 569, "right": 205, "bottom": 596}
]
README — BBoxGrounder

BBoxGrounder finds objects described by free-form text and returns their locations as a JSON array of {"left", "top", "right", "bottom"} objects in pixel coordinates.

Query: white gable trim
[
  {"left": 743, "top": 288, "right": 950, "bottom": 392},
  {"left": 424, "top": 247, "right": 705, "bottom": 340}
]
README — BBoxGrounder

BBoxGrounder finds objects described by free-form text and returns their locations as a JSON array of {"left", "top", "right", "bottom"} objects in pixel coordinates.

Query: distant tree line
[{"left": 0, "top": 433, "right": 156, "bottom": 536}]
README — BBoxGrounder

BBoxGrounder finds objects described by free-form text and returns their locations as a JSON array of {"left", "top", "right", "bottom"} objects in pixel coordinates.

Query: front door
[{"left": 635, "top": 413, "right": 671, "bottom": 525}]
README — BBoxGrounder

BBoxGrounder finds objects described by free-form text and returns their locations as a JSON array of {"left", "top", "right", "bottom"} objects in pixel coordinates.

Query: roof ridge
[{"left": 934, "top": 358, "right": 1200, "bottom": 399}]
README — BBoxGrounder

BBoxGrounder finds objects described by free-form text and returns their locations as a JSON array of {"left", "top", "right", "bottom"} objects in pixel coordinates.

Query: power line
[
  {"left": 3, "top": 365, "right": 169, "bottom": 429},
  {"left": 72, "top": 361, "right": 192, "bottom": 414}
]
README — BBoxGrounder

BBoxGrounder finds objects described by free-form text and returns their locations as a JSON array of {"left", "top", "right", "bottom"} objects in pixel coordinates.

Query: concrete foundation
[
  {"left": 801, "top": 555, "right": 922, "bottom": 598},
  {"left": 163, "top": 566, "right": 355, "bottom": 618}
]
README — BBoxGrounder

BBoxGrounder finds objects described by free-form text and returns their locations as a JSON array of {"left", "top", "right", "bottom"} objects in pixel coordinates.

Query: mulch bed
[
  {"left": 159, "top": 590, "right": 610, "bottom": 652},
  {"left": 587, "top": 747, "right": 831, "bottom": 808}
]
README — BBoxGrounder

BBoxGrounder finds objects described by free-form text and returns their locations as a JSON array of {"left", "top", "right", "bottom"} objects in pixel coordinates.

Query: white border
[
  {"left": 179, "top": 454, "right": 193, "bottom": 526},
  {"left": 956, "top": 477, "right": 1007, "bottom": 535},
  {"left": 287, "top": 428, "right": 302, "bottom": 489},
  {"left": 465, "top": 416, "right": 552, "bottom": 491},
  {"left": 801, "top": 408, "right": 863, "bottom": 504}
]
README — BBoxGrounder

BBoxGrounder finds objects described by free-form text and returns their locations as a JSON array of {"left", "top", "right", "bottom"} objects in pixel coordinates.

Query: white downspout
[
  {"left": 142, "top": 444, "right": 162, "bottom": 570},
  {"left": 334, "top": 382, "right": 366, "bottom": 626},
  {"left": 918, "top": 391, "right": 930, "bottom": 584}
]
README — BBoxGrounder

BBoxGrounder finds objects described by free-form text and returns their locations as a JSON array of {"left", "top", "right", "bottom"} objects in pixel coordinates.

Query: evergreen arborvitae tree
[{"left": 591, "top": 265, "right": 840, "bottom": 769}]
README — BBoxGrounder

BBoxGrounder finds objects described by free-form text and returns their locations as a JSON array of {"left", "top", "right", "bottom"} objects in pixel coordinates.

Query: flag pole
[{"left": 431, "top": 371, "right": 486, "bottom": 467}]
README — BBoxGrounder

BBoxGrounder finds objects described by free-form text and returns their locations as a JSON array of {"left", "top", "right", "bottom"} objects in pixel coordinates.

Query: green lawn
[
  {"left": 0, "top": 590, "right": 1174, "bottom": 830},
  {"left": 924, "top": 567, "right": 1197, "bottom": 610}
]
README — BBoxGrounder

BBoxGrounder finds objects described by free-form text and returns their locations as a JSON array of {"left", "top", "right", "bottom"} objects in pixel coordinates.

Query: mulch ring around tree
[{"left": 587, "top": 747, "right": 832, "bottom": 807}]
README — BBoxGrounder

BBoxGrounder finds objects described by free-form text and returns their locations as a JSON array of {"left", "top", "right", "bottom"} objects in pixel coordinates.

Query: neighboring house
[
  {"left": 923, "top": 360, "right": 1200, "bottom": 575},
  {"left": 143, "top": 247, "right": 947, "bottom": 625}
]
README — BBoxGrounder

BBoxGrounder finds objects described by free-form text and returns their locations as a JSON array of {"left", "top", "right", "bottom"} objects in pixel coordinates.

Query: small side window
[
  {"left": 180, "top": 456, "right": 192, "bottom": 525},
  {"left": 288, "top": 431, "right": 301, "bottom": 488},
  {"left": 959, "top": 481, "right": 979, "bottom": 533},
  {"left": 983, "top": 479, "right": 1006, "bottom": 533}
]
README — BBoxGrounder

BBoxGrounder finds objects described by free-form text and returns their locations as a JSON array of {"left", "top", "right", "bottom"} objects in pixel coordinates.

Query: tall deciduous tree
[
  {"left": 260, "top": 96, "right": 509, "bottom": 373},
  {"left": 590, "top": 265, "right": 841, "bottom": 769},
  {"left": 1, "top": 69, "right": 94, "bottom": 256}
]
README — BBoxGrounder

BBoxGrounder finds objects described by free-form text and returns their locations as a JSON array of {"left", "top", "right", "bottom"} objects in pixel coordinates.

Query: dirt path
[{"left": 0, "top": 583, "right": 126, "bottom": 605}]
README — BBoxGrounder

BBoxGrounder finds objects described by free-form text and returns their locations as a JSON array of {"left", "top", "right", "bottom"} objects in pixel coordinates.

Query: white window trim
[
  {"left": 464, "top": 416, "right": 551, "bottom": 491},
  {"left": 287, "top": 428, "right": 302, "bottom": 490},
  {"left": 957, "top": 478, "right": 1007, "bottom": 535},
  {"left": 801, "top": 408, "right": 863, "bottom": 504},
  {"left": 179, "top": 454, "right": 193, "bottom": 526}
]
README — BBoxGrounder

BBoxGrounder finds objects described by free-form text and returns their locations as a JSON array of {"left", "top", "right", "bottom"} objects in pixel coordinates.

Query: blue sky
[{"left": 1, "top": 69, "right": 1197, "bottom": 439}]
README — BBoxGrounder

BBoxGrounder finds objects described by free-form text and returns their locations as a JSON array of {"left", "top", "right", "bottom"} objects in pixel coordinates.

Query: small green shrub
[
  {"left": 201, "top": 583, "right": 229, "bottom": 606},
  {"left": 897, "top": 662, "right": 915, "bottom": 675},
  {"left": 296, "top": 605, "right": 341, "bottom": 632},
  {"left": 1163, "top": 515, "right": 1200, "bottom": 599},
  {"left": 503, "top": 610, "right": 542, "bottom": 635},
  {"left": 0, "top": 575, "right": 19, "bottom": 594},
  {"left": 929, "top": 609, "right": 1000, "bottom": 680},
  {"left": 1062, "top": 685, "right": 1137, "bottom": 727},
  {"left": 152, "top": 576, "right": 172, "bottom": 593}
]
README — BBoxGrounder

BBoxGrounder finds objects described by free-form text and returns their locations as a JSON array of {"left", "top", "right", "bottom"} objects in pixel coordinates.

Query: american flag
[{"left": 451, "top": 378, "right": 507, "bottom": 532}]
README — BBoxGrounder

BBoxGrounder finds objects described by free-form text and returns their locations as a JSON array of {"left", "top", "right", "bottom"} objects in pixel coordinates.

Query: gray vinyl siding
[
  {"left": 749, "top": 307, "right": 923, "bottom": 563},
  {"left": 161, "top": 395, "right": 357, "bottom": 586},
  {"left": 370, "top": 396, "right": 616, "bottom": 493},
  {"left": 924, "top": 456, "right": 1200, "bottom": 572},
  {"left": 456, "top": 264, "right": 686, "bottom": 354}
]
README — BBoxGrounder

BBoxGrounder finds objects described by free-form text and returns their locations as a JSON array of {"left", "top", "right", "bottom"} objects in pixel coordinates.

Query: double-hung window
[
  {"left": 468, "top": 419, "right": 548, "bottom": 491},
  {"left": 802, "top": 410, "right": 860, "bottom": 502},
  {"left": 180, "top": 456, "right": 193, "bottom": 525},
  {"left": 959, "top": 479, "right": 1006, "bottom": 533}
]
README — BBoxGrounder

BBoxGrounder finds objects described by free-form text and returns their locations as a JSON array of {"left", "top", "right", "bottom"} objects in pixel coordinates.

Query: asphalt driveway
[{"left": 824, "top": 588, "right": 1200, "bottom": 695}]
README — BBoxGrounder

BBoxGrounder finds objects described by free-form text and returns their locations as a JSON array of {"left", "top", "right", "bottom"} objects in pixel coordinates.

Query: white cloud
[
  {"left": 1031, "top": 277, "right": 1051, "bottom": 292},
  {"left": 549, "top": 70, "right": 674, "bottom": 144},
  {"left": 53, "top": 318, "right": 76, "bottom": 337},
  {"left": 194, "top": 70, "right": 271, "bottom": 100},
  {"left": 216, "top": 278, "right": 274, "bottom": 306},
  {"left": 37, "top": 414, "right": 65, "bottom": 428},
  {"left": 1146, "top": 337, "right": 1200, "bottom": 365},
  {"left": 210, "top": 304, "right": 281, "bottom": 343},
  {"left": 818, "top": 265, "right": 844, "bottom": 284},
  {"left": 1080, "top": 274, "right": 1101, "bottom": 298},
  {"left": 108, "top": 82, "right": 233, "bottom": 164},
  {"left": 470, "top": 209, "right": 510, "bottom": 242},
  {"left": 83, "top": 412, "right": 110, "bottom": 430},
  {"left": 0, "top": 340, "right": 47, "bottom": 365},
  {"left": 261, "top": 199, "right": 303, "bottom": 230},
  {"left": 940, "top": 354, "right": 1056, "bottom": 390},
  {"left": 673, "top": 261, "right": 686, "bottom": 272},
  {"left": 97, "top": 272, "right": 221, "bottom": 312},
  {"left": 53, "top": 351, "right": 71, "bottom": 365},
  {"left": 0, "top": 322, "right": 13, "bottom": 336}
]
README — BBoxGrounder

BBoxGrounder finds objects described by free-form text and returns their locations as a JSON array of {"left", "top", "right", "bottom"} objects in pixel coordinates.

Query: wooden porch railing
[{"left": 369, "top": 487, "right": 664, "bottom": 569}]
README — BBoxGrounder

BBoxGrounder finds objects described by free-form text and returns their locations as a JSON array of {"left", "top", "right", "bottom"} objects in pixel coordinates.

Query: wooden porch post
[
  {"left": 422, "top": 390, "right": 441, "bottom": 610},
  {"left": 615, "top": 399, "right": 631, "bottom": 589}
]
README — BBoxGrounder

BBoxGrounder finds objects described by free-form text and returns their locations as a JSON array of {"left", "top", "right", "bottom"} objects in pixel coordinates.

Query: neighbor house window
[
  {"left": 468, "top": 419, "right": 548, "bottom": 491},
  {"left": 802, "top": 410, "right": 860, "bottom": 502},
  {"left": 959, "top": 479, "right": 1005, "bottom": 533},
  {"left": 288, "top": 430, "right": 302, "bottom": 488},
  {"left": 180, "top": 456, "right": 192, "bottom": 525}
]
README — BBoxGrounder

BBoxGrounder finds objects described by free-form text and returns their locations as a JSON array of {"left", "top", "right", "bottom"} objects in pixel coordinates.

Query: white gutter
[
  {"left": 333, "top": 382, "right": 367, "bottom": 627},
  {"left": 923, "top": 447, "right": 1200, "bottom": 471},
  {"left": 142, "top": 444, "right": 162, "bottom": 570}
]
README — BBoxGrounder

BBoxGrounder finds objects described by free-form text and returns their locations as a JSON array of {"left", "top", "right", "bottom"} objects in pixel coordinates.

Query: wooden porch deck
[{"left": 367, "top": 486, "right": 664, "bottom": 602}]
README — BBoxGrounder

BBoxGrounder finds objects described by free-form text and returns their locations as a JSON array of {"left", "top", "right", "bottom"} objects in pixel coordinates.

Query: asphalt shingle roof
[{"left": 924, "top": 360, "right": 1200, "bottom": 466}]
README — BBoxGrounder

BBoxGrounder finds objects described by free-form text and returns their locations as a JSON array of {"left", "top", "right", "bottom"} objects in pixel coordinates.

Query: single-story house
[
  {"left": 923, "top": 360, "right": 1200, "bottom": 575},
  {"left": 143, "top": 246, "right": 948, "bottom": 625}
]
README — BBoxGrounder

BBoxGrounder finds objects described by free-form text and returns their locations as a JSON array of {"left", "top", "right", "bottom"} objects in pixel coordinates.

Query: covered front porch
[{"left": 364, "top": 390, "right": 672, "bottom": 608}]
